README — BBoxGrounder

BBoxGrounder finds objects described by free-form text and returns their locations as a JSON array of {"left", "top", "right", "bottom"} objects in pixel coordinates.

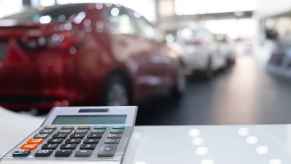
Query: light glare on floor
[
  {"left": 238, "top": 128, "right": 249, "bottom": 137},
  {"left": 246, "top": 136, "right": 258, "bottom": 144},
  {"left": 189, "top": 129, "right": 201, "bottom": 137},
  {"left": 196, "top": 146, "right": 208, "bottom": 156},
  {"left": 269, "top": 159, "right": 282, "bottom": 164},
  {"left": 201, "top": 159, "right": 214, "bottom": 164},
  {"left": 192, "top": 137, "right": 204, "bottom": 146},
  {"left": 256, "top": 145, "right": 269, "bottom": 155},
  {"left": 136, "top": 161, "right": 147, "bottom": 164}
]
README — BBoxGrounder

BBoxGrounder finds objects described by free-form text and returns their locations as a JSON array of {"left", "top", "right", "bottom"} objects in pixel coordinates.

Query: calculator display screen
[{"left": 52, "top": 115, "right": 127, "bottom": 124}]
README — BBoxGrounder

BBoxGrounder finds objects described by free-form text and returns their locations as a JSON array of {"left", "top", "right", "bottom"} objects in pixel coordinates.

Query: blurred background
[{"left": 0, "top": 0, "right": 290, "bottom": 125}]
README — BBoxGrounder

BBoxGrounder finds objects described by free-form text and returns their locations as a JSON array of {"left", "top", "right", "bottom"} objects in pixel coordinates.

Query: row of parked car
[
  {"left": 168, "top": 25, "right": 236, "bottom": 78},
  {"left": 0, "top": 3, "right": 235, "bottom": 112}
]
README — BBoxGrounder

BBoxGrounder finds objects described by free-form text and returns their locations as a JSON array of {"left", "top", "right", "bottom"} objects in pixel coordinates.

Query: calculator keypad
[
  {"left": 12, "top": 126, "right": 127, "bottom": 160},
  {"left": 98, "top": 144, "right": 118, "bottom": 157},
  {"left": 55, "top": 150, "right": 73, "bottom": 157},
  {"left": 75, "top": 150, "right": 93, "bottom": 157},
  {"left": 12, "top": 150, "right": 30, "bottom": 158},
  {"left": 35, "top": 150, "right": 53, "bottom": 157}
]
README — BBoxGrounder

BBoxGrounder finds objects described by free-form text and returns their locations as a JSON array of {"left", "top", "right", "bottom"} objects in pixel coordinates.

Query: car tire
[
  {"left": 104, "top": 74, "right": 131, "bottom": 106},
  {"left": 226, "top": 57, "right": 235, "bottom": 67},
  {"left": 171, "top": 65, "right": 186, "bottom": 99},
  {"left": 204, "top": 56, "right": 214, "bottom": 79}
]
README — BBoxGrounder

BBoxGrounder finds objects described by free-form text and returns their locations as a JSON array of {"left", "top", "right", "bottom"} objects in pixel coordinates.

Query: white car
[
  {"left": 216, "top": 35, "right": 236, "bottom": 67},
  {"left": 176, "top": 26, "right": 226, "bottom": 77}
]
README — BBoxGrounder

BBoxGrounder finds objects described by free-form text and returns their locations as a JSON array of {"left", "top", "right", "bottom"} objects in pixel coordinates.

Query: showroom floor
[
  {"left": 136, "top": 55, "right": 291, "bottom": 125},
  {"left": 3, "top": 55, "right": 291, "bottom": 126}
]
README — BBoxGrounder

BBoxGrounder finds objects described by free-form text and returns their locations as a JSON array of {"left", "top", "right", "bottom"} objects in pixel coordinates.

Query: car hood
[{"left": 0, "top": 19, "right": 70, "bottom": 38}]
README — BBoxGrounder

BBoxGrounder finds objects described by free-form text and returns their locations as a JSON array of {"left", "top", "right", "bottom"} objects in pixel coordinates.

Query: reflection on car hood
[{"left": 0, "top": 19, "right": 41, "bottom": 28}]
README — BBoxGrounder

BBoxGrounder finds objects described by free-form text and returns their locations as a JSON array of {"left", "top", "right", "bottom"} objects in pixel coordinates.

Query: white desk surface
[{"left": 0, "top": 108, "right": 290, "bottom": 164}]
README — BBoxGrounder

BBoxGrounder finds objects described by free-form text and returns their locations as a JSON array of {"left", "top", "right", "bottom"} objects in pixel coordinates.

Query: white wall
[
  {"left": 56, "top": 0, "right": 156, "bottom": 22},
  {"left": 256, "top": 0, "right": 291, "bottom": 18},
  {"left": 175, "top": 0, "right": 256, "bottom": 15},
  {"left": 205, "top": 18, "right": 257, "bottom": 39},
  {"left": 0, "top": 0, "right": 23, "bottom": 17}
]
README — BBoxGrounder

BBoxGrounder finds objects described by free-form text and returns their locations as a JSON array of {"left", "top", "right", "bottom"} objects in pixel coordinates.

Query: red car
[{"left": 0, "top": 3, "right": 185, "bottom": 111}]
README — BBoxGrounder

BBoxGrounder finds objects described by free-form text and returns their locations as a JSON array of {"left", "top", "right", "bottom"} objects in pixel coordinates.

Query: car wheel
[
  {"left": 172, "top": 65, "right": 186, "bottom": 99},
  {"left": 204, "top": 56, "right": 214, "bottom": 79},
  {"left": 104, "top": 74, "right": 130, "bottom": 106},
  {"left": 226, "top": 57, "right": 235, "bottom": 67}
]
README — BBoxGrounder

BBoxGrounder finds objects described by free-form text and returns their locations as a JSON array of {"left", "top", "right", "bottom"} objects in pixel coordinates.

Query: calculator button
[
  {"left": 58, "top": 129, "right": 73, "bottom": 133},
  {"left": 87, "top": 132, "right": 104, "bottom": 139},
  {"left": 12, "top": 150, "right": 30, "bottom": 158},
  {"left": 55, "top": 150, "right": 72, "bottom": 157},
  {"left": 61, "top": 126, "right": 74, "bottom": 130},
  {"left": 75, "top": 129, "right": 89, "bottom": 133},
  {"left": 107, "top": 134, "right": 122, "bottom": 139},
  {"left": 70, "top": 133, "right": 86, "bottom": 139},
  {"left": 53, "top": 133, "right": 68, "bottom": 139},
  {"left": 65, "top": 138, "right": 82, "bottom": 144},
  {"left": 77, "top": 126, "right": 90, "bottom": 130},
  {"left": 21, "top": 143, "right": 38, "bottom": 151},
  {"left": 112, "top": 127, "right": 125, "bottom": 130},
  {"left": 75, "top": 150, "right": 92, "bottom": 157},
  {"left": 91, "top": 129, "right": 106, "bottom": 133},
  {"left": 42, "top": 144, "right": 59, "bottom": 150},
  {"left": 34, "top": 133, "right": 49, "bottom": 139},
  {"left": 48, "top": 138, "right": 63, "bottom": 144},
  {"left": 80, "top": 144, "right": 97, "bottom": 150},
  {"left": 97, "top": 144, "right": 118, "bottom": 157},
  {"left": 39, "top": 129, "right": 54, "bottom": 134},
  {"left": 83, "top": 138, "right": 100, "bottom": 144},
  {"left": 44, "top": 126, "right": 56, "bottom": 129},
  {"left": 35, "top": 150, "right": 53, "bottom": 157},
  {"left": 27, "top": 138, "right": 44, "bottom": 144},
  {"left": 104, "top": 138, "right": 120, "bottom": 144},
  {"left": 60, "top": 144, "right": 78, "bottom": 150},
  {"left": 93, "top": 127, "right": 107, "bottom": 131},
  {"left": 109, "top": 129, "right": 124, "bottom": 134}
]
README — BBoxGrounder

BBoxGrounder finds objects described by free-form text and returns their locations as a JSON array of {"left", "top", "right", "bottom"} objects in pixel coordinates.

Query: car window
[
  {"left": 41, "top": 5, "right": 86, "bottom": 23},
  {"left": 107, "top": 7, "right": 136, "bottom": 35},
  {"left": 5, "top": 4, "right": 86, "bottom": 23}
]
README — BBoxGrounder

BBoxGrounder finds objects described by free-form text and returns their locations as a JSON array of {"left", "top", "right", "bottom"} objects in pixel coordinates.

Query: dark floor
[{"left": 136, "top": 56, "right": 291, "bottom": 125}]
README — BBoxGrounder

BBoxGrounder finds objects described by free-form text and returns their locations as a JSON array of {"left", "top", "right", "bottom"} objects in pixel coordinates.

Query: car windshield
[{"left": 4, "top": 4, "right": 86, "bottom": 23}]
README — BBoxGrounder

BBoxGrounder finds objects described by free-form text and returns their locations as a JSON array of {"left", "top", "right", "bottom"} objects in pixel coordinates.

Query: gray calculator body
[{"left": 0, "top": 106, "right": 138, "bottom": 164}]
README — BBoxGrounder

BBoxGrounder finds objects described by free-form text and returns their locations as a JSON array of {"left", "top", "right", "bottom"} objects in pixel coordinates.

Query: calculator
[{"left": 0, "top": 106, "right": 138, "bottom": 164}]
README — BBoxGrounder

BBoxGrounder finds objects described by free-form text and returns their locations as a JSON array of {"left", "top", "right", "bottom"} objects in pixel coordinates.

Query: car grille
[{"left": 0, "top": 41, "right": 7, "bottom": 60}]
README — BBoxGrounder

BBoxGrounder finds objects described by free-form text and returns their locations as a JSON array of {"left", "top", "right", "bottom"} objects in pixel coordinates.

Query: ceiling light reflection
[
  {"left": 39, "top": 15, "right": 52, "bottom": 24},
  {"left": 189, "top": 129, "right": 201, "bottom": 137},
  {"left": 192, "top": 137, "right": 204, "bottom": 146},
  {"left": 195, "top": 146, "right": 208, "bottom": 156},
  {"left": 238, "top": 128, "right": 249, "bottom": 137},
  {"left": 111, "top": 7, "right": 120, "bottom": 16},
  {"left": 256, "top": 145, "right": 269, "bottom": 155},
  {"left": 74, "top": 12, "right": 86, "bottom": 24},
  {"left": 246, "top": 136, "right": 258, "bottom": 144}
]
